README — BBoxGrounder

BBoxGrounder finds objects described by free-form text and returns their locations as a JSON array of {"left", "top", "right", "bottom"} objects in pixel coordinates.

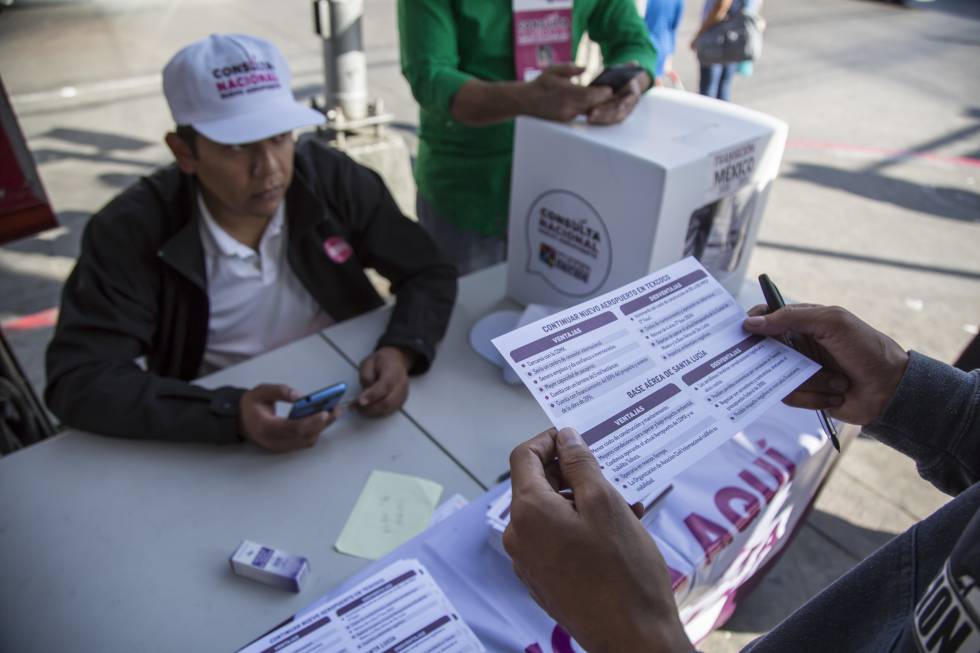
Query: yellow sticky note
[{"left": 335, "top": 470, "right": 443, "bottom": 560}]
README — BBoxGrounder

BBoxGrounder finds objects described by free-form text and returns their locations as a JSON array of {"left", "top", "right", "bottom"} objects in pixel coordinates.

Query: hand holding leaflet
[{"left": 492, "top": 257, "right": 822, "bottom": 506}]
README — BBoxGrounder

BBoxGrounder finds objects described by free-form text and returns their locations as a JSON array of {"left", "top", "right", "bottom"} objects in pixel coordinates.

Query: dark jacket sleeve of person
[
  {"left": 745, "top": 355, "right": 980, "bottom": 653},
  {"left": 865, "top": 351, "right": 980, "bottom": 496},
  {"left": 44, "top": 184, "right": 245, "bottom": 445},
  {"left": 292, "top": 139, "right": 457, "bottom": 375}
]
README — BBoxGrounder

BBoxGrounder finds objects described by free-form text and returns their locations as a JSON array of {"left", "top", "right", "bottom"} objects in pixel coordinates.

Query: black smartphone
[
  {"left": 588, "top": 64, "right": 646, "bottom": 93},
  {"left": 288, "top": 382, "right": 347, "bottom": 419}
]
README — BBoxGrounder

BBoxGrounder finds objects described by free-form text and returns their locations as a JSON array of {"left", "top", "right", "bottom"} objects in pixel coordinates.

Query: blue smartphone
[{"left": 288, "top": 382, "right": 347, "bottom": 420}]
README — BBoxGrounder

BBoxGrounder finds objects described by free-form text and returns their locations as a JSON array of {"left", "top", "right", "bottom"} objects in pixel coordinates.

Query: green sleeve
[
  {"left": 397, "top": 0, "right": 475, "bottom": 115},
  {"left": 587, "top": 0, "right": 659, "bottom": 83}
]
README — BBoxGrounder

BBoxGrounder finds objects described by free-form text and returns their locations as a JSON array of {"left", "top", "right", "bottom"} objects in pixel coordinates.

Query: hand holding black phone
[{"left": 588, "top": 64, "right": 646, "bottom": 93}]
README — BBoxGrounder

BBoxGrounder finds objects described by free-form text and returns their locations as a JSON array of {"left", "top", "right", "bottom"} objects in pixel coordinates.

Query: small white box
[
  {"left": 229, "top": 540, "right": 309, "bottom": 593},
  {"left": 507, "top": 88, "right": 787, "bottom": 307}
]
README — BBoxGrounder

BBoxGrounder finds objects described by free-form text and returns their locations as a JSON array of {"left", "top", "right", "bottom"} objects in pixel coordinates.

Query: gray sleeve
[{"left": 864, "top": 351, "right": 980, "bottom": 496}]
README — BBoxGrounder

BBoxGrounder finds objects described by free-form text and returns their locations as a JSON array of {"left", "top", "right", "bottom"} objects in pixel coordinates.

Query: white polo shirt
[{"left": 196, "top": 194, "right": 334, "bottom": 375}]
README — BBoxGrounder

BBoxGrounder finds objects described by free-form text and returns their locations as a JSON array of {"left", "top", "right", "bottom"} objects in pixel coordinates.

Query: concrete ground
[{"left": 1, "top": 0, "right": 978, "bottom": 650}]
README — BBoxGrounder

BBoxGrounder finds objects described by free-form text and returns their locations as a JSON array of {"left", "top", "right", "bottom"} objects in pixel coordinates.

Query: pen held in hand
[{"left": 758, "top": 274, "right": 841, "bottom": 452}]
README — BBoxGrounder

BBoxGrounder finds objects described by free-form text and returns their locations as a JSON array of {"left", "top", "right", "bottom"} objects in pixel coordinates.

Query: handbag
[{"left": 695, "top": 10, "right": 765, "bottom": 65}]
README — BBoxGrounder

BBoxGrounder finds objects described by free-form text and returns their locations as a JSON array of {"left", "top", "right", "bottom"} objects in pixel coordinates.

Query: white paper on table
[
  {"left": 491, "top": 257, "right": 820, "bottom": 506},
  {"left": 431, "top": 493, "right": 470, "bottom": 526},
  {"left": 237, "top": 559, "right": 484, "bottom": 653}
]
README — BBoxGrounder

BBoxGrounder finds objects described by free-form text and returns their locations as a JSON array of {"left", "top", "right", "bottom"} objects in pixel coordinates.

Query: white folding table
[{"left": 0, "top": 334, "right": 483, "bottom": 652}]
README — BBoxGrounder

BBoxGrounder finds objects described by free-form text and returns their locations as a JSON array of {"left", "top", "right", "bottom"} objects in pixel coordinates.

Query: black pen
[{"left": 758, "top": 274, "right": 841, "bottom": 452}]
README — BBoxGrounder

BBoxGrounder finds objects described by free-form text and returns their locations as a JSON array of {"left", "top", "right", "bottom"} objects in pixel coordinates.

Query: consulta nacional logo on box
[{"left": 525, "top": 189, "right": 612, "bottom": 298}]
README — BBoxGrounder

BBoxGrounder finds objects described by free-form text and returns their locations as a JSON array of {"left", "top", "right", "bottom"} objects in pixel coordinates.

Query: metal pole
[{"left": 313, "top": 0, "right": 368, "bottom": 121}]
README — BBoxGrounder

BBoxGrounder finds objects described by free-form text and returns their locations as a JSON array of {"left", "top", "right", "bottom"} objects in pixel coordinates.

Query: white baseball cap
[{"left": 163, "top": 33, "right": 325, "bottom": 145}]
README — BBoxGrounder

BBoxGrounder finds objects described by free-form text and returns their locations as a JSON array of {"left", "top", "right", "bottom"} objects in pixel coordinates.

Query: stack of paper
[
  {"left": 431, "top": 493, "right": 470, "bottom": 526},
  {"left": 485, "top": 490, "right": 513, "bottom": 557},
  {"left": 238, "top": 559, "right": 484, "bottom": 653}
]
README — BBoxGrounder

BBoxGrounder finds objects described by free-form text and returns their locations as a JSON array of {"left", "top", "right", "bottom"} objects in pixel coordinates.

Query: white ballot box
[{"left": 506, "top": 88, "right": 787, "bottom": 307}]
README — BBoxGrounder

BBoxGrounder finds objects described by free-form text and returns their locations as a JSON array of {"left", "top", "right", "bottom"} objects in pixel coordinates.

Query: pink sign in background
[{"left": 513, "top": 8, "right": 573, "bottom": 81}]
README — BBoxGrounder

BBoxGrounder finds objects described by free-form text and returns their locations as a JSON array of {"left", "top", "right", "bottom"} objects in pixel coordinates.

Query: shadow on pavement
[
  {"left": 861, "top": 108, "right": 980, "bottom": 174},
  {"left": 783, "top": 107, "right": 980, "bottom": 229},
  {"left": 784, "top": 162, "right": 980, "bottom": 224},
  {"left": 390, "top": 121, "right": 418, "bottom": 136},
  {"left": 858, "top": 0, "right": 980, "bottom": 20},
  {"left": 923, "top": 33, "right": 980, "bottom": 47},
  {"left": 40, "top": 127, "right": 154, "bottom": 151},
  {"left": 293, "top": 83, "right": 323, "bottom": 103},
  {"left": 30, "top": 126, "right": 158, "bottom": 170},
  {"left": 756, "top": 240, "right": 980, "bottom": 281},
  {"left": 31, "top": 146, "right": 161, "bottom": 169},
  {"left": 97, "top": 172, "right": 143, "bottom": 189},
  {"left": 915, "top": 0, "right": 980, "bottom": 20}
]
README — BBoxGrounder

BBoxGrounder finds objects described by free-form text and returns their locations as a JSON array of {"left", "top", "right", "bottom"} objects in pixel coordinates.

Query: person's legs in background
[
  {"left": 416, "top": 194, "right": 507, "bottom": 277},
  {"left": 699, "top": 63, "right": 738, "bottom": 101},
  {"left": 717, "top": 62, "right": 738, "bottom": 101},
  {"left": 699, "top": 63, "right": 721, "bottom": 97}
]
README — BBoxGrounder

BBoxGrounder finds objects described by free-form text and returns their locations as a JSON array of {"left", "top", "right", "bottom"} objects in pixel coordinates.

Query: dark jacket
[
  {"left": 745, "top": 352, "right": 980, "bottom": 652},
  {"left": 45, "top": 139, "right": 457, "bottom": 445}
]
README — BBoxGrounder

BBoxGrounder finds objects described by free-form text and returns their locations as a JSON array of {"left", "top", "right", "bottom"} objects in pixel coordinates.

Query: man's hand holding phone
[
  {"left": 239, "top": 346, "right": 417, "bottom": 451},
  {"left": 587, "top": 63, "right": 651, "bottom": 126},
  {"left": 239, "top": 383, "right": 341, "bottom": 453},
  {"left": 288, "top": 382, "right": 347, "bottom": 419},
  {"left": 521, "top": 64, "right": 614, "bottom": 123},
  {"left": 356, "top": 346, "right": 416, "bottom": 417}
]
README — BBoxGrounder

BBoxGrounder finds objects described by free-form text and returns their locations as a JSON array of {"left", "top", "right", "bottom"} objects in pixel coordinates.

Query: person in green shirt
[{"left": 398, "top": 0, "right": 658, "bottom": 275}]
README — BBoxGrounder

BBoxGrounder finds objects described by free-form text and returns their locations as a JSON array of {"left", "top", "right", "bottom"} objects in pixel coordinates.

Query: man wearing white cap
[{"left": 45, "top": 34, "right": 457, "bottom": 452}]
